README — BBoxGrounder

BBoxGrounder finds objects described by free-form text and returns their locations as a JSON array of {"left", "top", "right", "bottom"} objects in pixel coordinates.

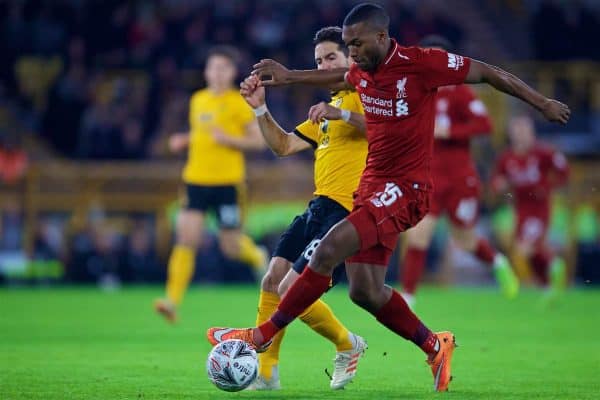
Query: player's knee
[
  {"left": 261, "top": 260, "right": 287, "bottom": 292},
  {"left": 348, "top": 285, "right": 378, "bottom": 311},
  {"left": 219, "top": 240, "right": 238, "bottom": 259},
  {"left": 177, "top": 227, "right": 201, "bottom": 249},
  {"left": 277, "top": 279, "right": 290, "bottom": 297},
  {"left": 310, "top": 243, "right": 337, "bottom": 274}
]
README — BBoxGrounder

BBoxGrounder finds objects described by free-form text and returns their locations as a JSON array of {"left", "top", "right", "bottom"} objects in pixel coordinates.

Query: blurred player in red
[
  {"left": 207, "top": 3, "right": 570, "bottom": 392},
  {"left": 492, "top": 115, "right": 569, "bottom": 296},
  {"left": 400, "top": 36, "right": 519, "bottom": 308}
]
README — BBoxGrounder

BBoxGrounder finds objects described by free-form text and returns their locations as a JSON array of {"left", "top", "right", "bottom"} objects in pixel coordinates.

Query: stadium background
[{"left": 1, "top": 0, "right": 598, "bottom": 287}]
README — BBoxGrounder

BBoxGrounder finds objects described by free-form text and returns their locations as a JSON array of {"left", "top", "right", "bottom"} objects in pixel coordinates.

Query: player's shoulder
[
  {"left": 191, "top": 88, "right": 209, "bottom": 102},
  {"left": 384, "top": 45, "right": 423, "bottom": 67}
]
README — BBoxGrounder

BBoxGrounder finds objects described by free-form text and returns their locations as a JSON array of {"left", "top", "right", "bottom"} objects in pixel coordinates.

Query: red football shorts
[
  {"left": 429, "top": 174, "right": 480, "bottom": 228},
  {"left": 515, "top": 205, "right": 550, "bottom": 246},
  {"left": 346, "top": 179, "right": 430, "bottom": 266}
]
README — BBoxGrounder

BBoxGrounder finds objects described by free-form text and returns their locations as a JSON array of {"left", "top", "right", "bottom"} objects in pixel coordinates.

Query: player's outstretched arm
[
  {"left": 465, "top": 60, "right": 571, "bottom": 125},
  {"left": 252, "top": 59, "right": 348, "bottom": 88},
  {"left": 168, "top": 132, "right": 190, "bottom": 153},
  {"left": 308, "top": 102, "right": 366, "bottom": 133},
  {"left": 240, "top": 75, "right": 311, "bottom": 156}
]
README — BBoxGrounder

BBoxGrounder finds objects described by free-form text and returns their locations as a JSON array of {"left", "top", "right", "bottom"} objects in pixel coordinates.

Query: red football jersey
[
  {"left": 492, "top": 143, "right": 569, "bottom": 211},
  {"left": 345, "top": 40, "right": 471, "bottom": 188},
  {"left": 431, "top": 85, "right": 492, "bottom": 181}
]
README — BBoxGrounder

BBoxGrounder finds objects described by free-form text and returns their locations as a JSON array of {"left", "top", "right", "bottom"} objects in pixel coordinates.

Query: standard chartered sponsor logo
[
  {"left": 360, "top": 93, "right": 393, "bottom": 107},
  {"left": 361, "top": 93, "right": 405, "bottom": 117}
]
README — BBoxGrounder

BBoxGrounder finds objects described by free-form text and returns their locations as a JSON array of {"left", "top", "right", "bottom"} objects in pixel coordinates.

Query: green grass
[{"left": 1, "top": 285, "right": 599, "bottom": 399}]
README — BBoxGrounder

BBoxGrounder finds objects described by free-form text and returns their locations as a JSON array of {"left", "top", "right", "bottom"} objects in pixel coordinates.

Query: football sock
[
  {"left": 530, "top": 248, "right": 552, "bottom": 286},
  {"left": 166, "top": 245, "right": 195, "bottom": 306},
  {"left": 238, "top": 234, "right": 266, "bottom": 271},
  {"left": 299, "top": 299, "right": 354, "bottom": 351},
  {"left": 256, "top": 267, "right": 331, "bottom": 344},
  {"left": 474, "top": 238, "right": 497, "bottom": 265},
  {"left": 375, "top": 290, "right": 438, "bottom": 356},
  {"left": 401, "top": 247, "right": 427, "bottom": 295},
  {"left": 255, "top": 290, "right": 285, "bottom": 380}
]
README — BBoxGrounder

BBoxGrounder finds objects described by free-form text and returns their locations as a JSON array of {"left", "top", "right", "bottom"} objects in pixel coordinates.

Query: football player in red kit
[
  {"left": 400, "top": 36, "right": 519, "bottom": 308},
  {"left": 492, "top": 115, "right": 569, "bottom": 295},
  {"left": 207, "top": 3, "right": 570, "bottom": 392}
]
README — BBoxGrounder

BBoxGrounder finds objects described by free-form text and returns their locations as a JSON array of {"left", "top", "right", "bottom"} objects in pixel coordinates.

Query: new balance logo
[
  {"left": 447, "top": 53, "right": 464, "bottom": 71},
  {"left": 360, "top": 79, "right": 367, "bottom": 88}
]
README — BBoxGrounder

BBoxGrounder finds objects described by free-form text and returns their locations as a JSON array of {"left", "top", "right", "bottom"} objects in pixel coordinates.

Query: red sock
[
  {"left": 256, "top": 267, "right": 331, "bottom": 343},
  {"left": 375, "top": 290, "right": 438, "bottom": 355},
  {"left": 401, "top": 247, "right": 427, "bottom": 295},
  {"left": 530, "top": 247, "right": 551, "bottom": 285},
  {"left": 474, "top": 238, "right": 497, "bottom": 265}
]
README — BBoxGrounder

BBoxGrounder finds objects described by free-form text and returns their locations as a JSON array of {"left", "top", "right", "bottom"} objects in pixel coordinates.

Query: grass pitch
[{"left": 1, "top": 285, "right": 599, "bottom": 399}]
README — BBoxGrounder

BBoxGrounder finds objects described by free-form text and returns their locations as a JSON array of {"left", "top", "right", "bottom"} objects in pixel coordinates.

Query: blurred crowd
[
  {"left": 1, "top": 0, "right": 467, "bottom": 160},
  {"left": 4, "top": 0, "right": 597, "bottom": 162}
]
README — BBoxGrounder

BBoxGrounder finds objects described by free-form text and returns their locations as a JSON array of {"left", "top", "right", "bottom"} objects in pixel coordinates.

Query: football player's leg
[
  {"left": 252, "top": 256, "right": 291, "bottom": 389},
  {"left": 155, "top": 209, "right": 204, "bottom": 322},
  {"left": 450, "top": 223, "right": 519, "bottom": 299},
  {"left": 346, "top": 259, "right": 455, "bottom": 392},
  {"left": 402, "top": 214, "right": 438, "bottom": 305},
  {"left": 255, "top": 218, "right": 360, "bottom": 345},
  {"left": 216, "top": 187, "right": 267, "bottom": 274},
  {"left": 279, "top": 267, "right": 366, "bottom": 390},
  {"left": 279, "top": 268, "right": 354, "bottom": 352},
  {"left": 207, "top": 219, "right": 360, "bottom": 350},
  {"left": 219, "top": 229, "right": 267, "bottom": 274}
]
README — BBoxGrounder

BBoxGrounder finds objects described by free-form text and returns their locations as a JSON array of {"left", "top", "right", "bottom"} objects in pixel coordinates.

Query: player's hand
[
  {"left": 308, "top": 102, "right": 341, "bottom": 124},
  {"left": 168, "top": 133, "right": 189, "bottom": 153},
  {"left": 240, "top": 75, "right": 265, "bottom": 109},
  {"left": 540, "top": 98, "right": 571, "bottom": 125},
  {"left": 252, "top": 59, "right": 290, "bottom": 86}
]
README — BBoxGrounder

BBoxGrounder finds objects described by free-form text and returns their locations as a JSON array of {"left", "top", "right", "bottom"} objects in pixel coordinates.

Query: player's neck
[{"left": 208, "top": 86, "right": 230, "bottom": 96}]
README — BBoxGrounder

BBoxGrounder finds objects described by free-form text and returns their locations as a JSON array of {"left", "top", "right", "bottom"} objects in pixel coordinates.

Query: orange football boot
[
  {"left": 427, "top": 331, "right": 457, "bottom": 391},
  {"left": 206, "top": 327, "right": 272, "bottom": 353}
]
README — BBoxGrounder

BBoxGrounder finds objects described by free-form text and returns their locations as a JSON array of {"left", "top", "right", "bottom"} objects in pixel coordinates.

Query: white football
[{"left": 206, "top": 339, "right": 258, "bottom": 392}]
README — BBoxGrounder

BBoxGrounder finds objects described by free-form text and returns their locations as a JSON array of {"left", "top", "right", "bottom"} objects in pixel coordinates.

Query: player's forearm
[
  {"left": 468, "top": 62, "right": 548, "bottom": 112},
  {"left": 256, "top": 112, "right": 293, "bottom": 156},
  {"left": 223, "top": 135, "right": 265, "bottom": 152},
  {"left": 284, "top": 68, "right": 348, "bottom": 87},
  {"left": 346, "top": 112, "right": 366, "bottom": 133}
]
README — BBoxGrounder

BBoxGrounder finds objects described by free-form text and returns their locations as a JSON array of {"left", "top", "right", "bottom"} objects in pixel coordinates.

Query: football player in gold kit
[
  {"left": 155, "top": 46, "right": 267, "bottom": 323},
  {"left": 239, "top": 27, "right": 368, "bottom": 390}
]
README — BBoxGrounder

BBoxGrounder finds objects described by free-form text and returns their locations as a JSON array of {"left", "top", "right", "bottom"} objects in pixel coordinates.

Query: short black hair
[
  {"left": 419, "top": 35, "right": 454, "bottom": 52},
  {"left": 343, "top": 3, "right": 390, "bottom": 31},
  {"left": 313, "top": 26, "right": 349, "bottom": 56},
  {"left": 207, "top": 45, "right": 241, "bottom": 66}
]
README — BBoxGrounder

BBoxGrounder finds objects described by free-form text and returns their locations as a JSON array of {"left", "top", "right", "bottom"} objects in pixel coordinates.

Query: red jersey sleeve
[
  {"left": 345, "top": 64, "right": 360, "bottom": 88},
  {"left": 544, "top": 147, "right": 569, "bottom": 188},
  {"left": 419, "top": 48, "right": 471, "bottom": 90},
  {"left": 448, "top": 86, "right": 493, "bottom": 140}
]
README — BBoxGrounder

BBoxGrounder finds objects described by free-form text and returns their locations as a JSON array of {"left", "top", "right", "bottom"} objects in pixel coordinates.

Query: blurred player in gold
[
  {"left": 239, "top": 27, "right": 368, "bottom": 390},
  {"left": 155, "top": 46, "right": 267, "bottom": 323}
]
